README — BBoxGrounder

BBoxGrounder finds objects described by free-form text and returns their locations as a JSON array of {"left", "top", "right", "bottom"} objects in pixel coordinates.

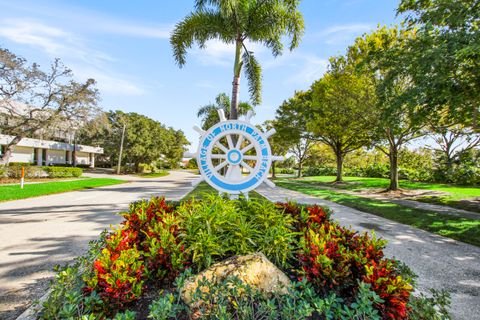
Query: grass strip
[
  {"left": 135, "top": 171, "right": 169, "bottom": 178},
  {"left": 182, "top": 182, "right": 265, "bottom": 200},
  {"left": 277, "top": 180, "right": 480, "bottom": 247},
  {"left": 0, "top": 178, "right": 126, "bottom": 202},
  {"left": 300, "top": 176, "right": 480, "bottom": 199}
]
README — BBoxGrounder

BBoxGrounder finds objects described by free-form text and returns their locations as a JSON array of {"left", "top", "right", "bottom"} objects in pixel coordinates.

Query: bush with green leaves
[
  {"left": 39, "top": 232, "right": 108, "bottom": 319},
  {"left": 303, "top": 166, "right": 337, "bottom": 177},
  {"left": 177, "top": 195, "right": 297, "bottom": 270},
  {"left": 149, "top": 272, "right": 384, "bottom": 320},
  {"left": 42, "top": 166, "right": 83, "bottom": 178}
]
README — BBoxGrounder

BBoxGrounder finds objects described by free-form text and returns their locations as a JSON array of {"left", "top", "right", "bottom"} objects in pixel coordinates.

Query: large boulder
[{"left": 181, "top": 253, "right": 291, "bottom": 306}]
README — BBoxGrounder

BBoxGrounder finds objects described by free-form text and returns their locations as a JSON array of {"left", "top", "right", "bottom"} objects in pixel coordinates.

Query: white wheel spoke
[
  {"left": 215, "top": 142, "right": 229, "bottom": 154},
  {"left": 243, "top": 155, "right": 258, "bottom": 161},
  {"left": 214, "top": 161, "right": 229, "bottom": 172},
  {"left": 226, "top": 134, "right": 234, "bottom": 149},
  {"left": 241, "top": 143, "right": 254, "bottom": 154},
  {"left": 240, "top": 161, "right": 254, "bottom": 172},
  {"left": 235, "top": 134, "right": 244, "bottom": 149},
  {"left": 211, "top": 154, "right": 227, "bottom": 159}
]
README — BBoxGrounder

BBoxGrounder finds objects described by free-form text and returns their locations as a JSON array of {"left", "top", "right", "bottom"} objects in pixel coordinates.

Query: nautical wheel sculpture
[{"left": 192, "top": 110, "right": 284, "bottom": 198}]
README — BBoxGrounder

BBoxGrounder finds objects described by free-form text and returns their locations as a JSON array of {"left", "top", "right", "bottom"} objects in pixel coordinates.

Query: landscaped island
[{"left": 39, "top": 195, "right": 450, "bottom": 319}]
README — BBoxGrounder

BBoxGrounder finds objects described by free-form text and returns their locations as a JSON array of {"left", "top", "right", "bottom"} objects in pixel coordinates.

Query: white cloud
[
  {"left": 0, "top": 1, "right": 172, "bottom": 39},
  {"left": 284, "top": 54, "right": 329, "bottom": 86},
  {"left": 0, "top": 18, "right": 145, "bottom": 96},
  {"left": 317, "top": 23, "right": 373, "bottom": 45},
  {"left": 0, "top": 18, "right": 114, "bottom": 65},
  {"left": 192, "top": 39, "right": 266, "bottom": 67},
  {"left": 97, "top": 22, "right": 171, "bottom": 39}
]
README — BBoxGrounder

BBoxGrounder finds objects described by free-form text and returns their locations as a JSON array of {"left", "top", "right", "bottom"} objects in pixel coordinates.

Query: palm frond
[
  {"left": 170, "top": 10, "right": 233, "bottom": 67},
  {"left": 242, "top": 50, "right": 262, "bottom": 105}
]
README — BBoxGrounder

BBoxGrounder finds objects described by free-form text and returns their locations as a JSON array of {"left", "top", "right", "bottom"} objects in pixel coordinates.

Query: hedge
[
  {"left": 42, "top": 166, "right": 83, "bottom": 178},
  {"left": 1, "top": 164, "right": 83, "bottom": 179}
]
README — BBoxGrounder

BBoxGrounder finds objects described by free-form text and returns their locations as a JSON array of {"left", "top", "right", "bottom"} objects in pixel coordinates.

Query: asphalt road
[{"left": 0, "top": 170, "right": 197, "bottom": 320}]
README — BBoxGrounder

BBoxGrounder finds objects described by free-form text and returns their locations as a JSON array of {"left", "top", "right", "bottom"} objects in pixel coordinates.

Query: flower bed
[{"left": 40, "top": 195, "right": 450, "bottom": 319}]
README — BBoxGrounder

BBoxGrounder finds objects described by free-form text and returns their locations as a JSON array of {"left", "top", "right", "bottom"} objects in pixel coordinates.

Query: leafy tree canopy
[{"left": 395, "top": 0, "right": 480, "bottom": 128}]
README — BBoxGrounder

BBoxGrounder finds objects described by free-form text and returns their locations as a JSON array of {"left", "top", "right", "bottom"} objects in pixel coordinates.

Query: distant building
[{"left": 0, "top": 134, "right": 103, "bottom": 167}]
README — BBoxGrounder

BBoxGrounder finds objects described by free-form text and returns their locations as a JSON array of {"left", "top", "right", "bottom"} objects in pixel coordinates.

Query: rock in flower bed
[{"left": 39, "top": 195, "right": 451, "bottom": 319}]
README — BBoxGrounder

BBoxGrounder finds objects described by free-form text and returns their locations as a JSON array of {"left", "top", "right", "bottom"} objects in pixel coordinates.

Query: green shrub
[
  {"left": 362, "top": 163, "right": 389, "bottom": 178},
  {"left": 276, "top": 167, "right": 295, "bottom": 174},
  {"left": 6, "top": 163, "right": 46, "bottom": 178},
  {"left": 8, "top": 162, "right": 31, "bottom": 167},
  {"left": 177, "top": 195, "right": 297, "bottom": 271},
  {"left": 43, "top": 166, "right": 83, "bottom": 178},
  {"left": 186, "top": 158, "right": 198, "bottom": 169},
  {"left": 39, "top": 234, "right": 107, "bottom": 319},
  {"left": 149, "top": 273, "right": 383, "bottom": 320},
  {"left": 138, "top": 163, "right": 152, "bottom": 173},
  {"left": 408, "top": 288, "right": 451, "bottom": 320},
  {"left": 75, "top": 163, "right": 91, "bottom": 169},
  {"left": 303, "top": 166, "right": 337, "bottom": 177}
]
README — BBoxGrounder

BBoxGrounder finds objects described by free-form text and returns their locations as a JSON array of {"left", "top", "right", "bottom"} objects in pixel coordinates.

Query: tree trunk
[
  {"left": 271, "top": 161, "right": 276, "bottom": 179},
  {"left": 389, "top": 145, "right": 399, "bottom": 190},
  {"left": 230, "top": 37, "right": 243, "bottom": 120},
  {"left": 297, "top": 161, "right": 303, "bottom": 178},
  {"left": 0, "top": 136, "right": 22, "bottom": 166},
  {"left": 335, "top": 152, "right": 344, "bottom": 182}
]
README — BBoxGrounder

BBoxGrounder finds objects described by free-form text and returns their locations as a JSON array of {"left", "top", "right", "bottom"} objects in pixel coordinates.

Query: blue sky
[{"left": 0, "top": 0, "right": 400, "bottom": 151}]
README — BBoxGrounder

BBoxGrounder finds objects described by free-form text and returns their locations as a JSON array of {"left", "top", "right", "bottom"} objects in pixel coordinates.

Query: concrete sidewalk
[
  {"left": 0, "top": 170, "right": 197, "bottom": 320},
  {"left": 257, "top": 185, "right": 480, "bottom": 320}
]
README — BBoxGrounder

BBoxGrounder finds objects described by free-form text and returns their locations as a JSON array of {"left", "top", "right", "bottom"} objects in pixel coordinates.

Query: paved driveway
[
  {"left": 0, "top": 170, "right": 197, "bottom": 320},
  {"left": 257, "top": 185, "right": 480, "bottom": 320}
]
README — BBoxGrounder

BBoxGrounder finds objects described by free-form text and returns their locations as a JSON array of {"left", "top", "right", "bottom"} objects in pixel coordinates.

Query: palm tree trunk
[{"left": 230, "top": 37, "right": 243, "bottom": 120}]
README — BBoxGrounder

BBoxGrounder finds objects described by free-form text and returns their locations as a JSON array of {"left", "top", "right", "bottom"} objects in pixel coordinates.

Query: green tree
[
  {"left": 97, "top": 111, "right": 189, "bottom": 172},
  {"left": 308, "top": 56, "right": 377, "bottom": 182},
  {"left": 261, "top": 120, "right": 290, "bottom": 178},
  {"left": 275, "top": 91, "right": 315, "bottom": 177},
  {"left": 348, "top": 26, "right": 426, "bottom": 190},
  {"left": 197, "top": 93, "right": 253, "bottom": 129},
  {"left": 396, "top": 0, "right": 480, "bottom": 129},
  {"left": 163, "top": 128, "right": 190, "bottom": 169},
  {"left": 0, "top": 48, "right": 98, "bottom": 165},
  {"left": 170, "top": 0, "right": 304, "bottom": 119}
]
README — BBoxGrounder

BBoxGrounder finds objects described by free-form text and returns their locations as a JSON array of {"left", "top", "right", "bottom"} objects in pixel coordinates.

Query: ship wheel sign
[{"left": 192, "top": 110, "right": 284, "bottom": 198}]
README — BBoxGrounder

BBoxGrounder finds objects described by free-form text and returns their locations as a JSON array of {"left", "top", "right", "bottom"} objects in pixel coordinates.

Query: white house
[{"left": 0, "top": 134, "right": 103, "bottom": 167}]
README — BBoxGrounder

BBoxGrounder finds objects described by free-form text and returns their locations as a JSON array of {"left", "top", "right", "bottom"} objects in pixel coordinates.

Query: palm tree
[
  {"left": 197, "top": 93, "right": 253, "bottom": 129},
  {"left": 171, "top": 0, "right": 304, "bottom": 120}
]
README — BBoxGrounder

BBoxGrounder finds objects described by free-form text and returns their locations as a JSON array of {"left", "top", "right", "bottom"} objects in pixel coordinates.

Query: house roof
[{"left": 0, "top": 134, "right": 103, "bottom": 154}]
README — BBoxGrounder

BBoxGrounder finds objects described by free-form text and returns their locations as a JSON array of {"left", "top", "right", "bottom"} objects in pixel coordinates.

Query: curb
[{"left": 16, "top": 290, "right": 50, "bottom": 320}]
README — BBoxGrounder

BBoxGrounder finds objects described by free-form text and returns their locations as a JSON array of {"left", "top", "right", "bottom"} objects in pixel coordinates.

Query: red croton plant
[
  {"left": 84, "top": 197, "right": 188, "bottom": 310},
  {"left": 278, "top": 203, "right": 413, "bottom": 320}
]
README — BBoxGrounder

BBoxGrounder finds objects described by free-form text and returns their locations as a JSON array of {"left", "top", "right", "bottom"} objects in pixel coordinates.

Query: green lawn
[
  {"left": 294, "top": 175, "right": 480, "bottom": 212},
  {"left": 135, "top": 171, "right": 169, "bottom": 178},
  {"left": 0, "top": 178, "right": 126, "bottom": 202},
  {"left": 276, "top": 179, "right": 480, "bottom": 247},
  {"left": 182, "top": 182, "right": 265, "bottom": 200}
]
